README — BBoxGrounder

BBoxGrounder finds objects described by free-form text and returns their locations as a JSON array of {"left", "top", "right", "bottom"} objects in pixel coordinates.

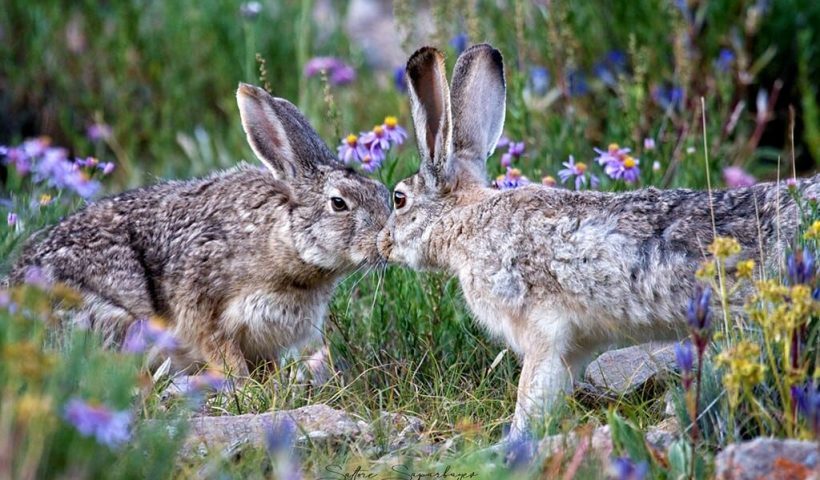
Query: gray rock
[
  {"left": 584, "top": 342, "right": 678, "bottom": 396},
  {"left": 714, "top": 438, "right": 819, "bottom": 480},
  {"left": 645, "top": 417, "right": 681, "bottom": 451},
  {"left": 183, "top": 404, "right": 370, "bottom": 457}
]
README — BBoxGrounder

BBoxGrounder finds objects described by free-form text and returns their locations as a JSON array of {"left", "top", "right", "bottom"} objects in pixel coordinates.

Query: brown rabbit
[
  {"left": 378, "top": 44, "right": 818, "bottom": 439},
  {"left": 11, "top": 83, "right": 390, "bottom": 378}
]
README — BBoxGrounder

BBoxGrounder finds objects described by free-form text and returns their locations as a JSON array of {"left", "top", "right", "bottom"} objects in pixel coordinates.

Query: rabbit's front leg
[{"left": 509, "top": 347, "right": 571, "bottom": 441}]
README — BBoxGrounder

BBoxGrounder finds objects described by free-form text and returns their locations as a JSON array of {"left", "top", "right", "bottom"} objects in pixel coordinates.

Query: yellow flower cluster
[
  {"left": 736, "top": 259, "right": 755, "bottom": 279},
  {"left": 716, "top": 341, "right": 766, "bottom": 406},
  {"left": 709, "top": 236, "right": 742, "bottom": 259},
  {"left": 749, "top": 281, "right": 817, "bottom": 340},
  {"left": 803, "top": 220, "right": 820, "bottom": 241}
]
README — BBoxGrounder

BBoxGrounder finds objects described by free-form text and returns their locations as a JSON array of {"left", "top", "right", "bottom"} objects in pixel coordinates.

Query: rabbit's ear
[
  {"left": 406, "top": 47, "right": 454, "bottom": 190},
  {"left": 450, "top": 43, "right": 506, "bottom": 186},
  {"left": 236, "top": 83, "right": 337, "bottom": 180}
]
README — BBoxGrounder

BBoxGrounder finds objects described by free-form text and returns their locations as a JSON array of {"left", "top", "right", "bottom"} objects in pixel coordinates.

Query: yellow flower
[
  {"left": 709, "top": 236, "right": 742, "bottom": 259},
  {"left": 16, "top": 394, "right": 52, "bottom": 423},
  {"left": 736, "top": 259, "right": 755, "bottom": 279},
  {"left": 696, "top": 260, "right": 717, "bottom": 280},
  {"left": 803, "top": 220, "right": 820, "bottom": 241},
  {"left": 716, "top": 341, "right": 766, "bottom": 406},
  {"left": 39, "top": 194, "right": 52, "bottom": 206}
]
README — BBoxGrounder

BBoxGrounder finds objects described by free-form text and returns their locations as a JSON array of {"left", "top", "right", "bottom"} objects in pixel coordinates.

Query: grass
[{"left": 1, "top": 0, "right": 818, "bottom": 478}]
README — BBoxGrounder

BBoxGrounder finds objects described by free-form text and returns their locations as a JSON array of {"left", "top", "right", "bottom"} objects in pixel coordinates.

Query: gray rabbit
[
  {"left": 11, "top": 83, "right": 390, "bottom": 377},
  {"left": 378, "top": 44, "right": 819, "bottom": 439}
]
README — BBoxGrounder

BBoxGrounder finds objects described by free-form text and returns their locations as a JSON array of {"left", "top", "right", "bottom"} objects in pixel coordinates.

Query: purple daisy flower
[
  {"left": 500, "top": 153, "right": 513, "bottom": 168},
  {"left": 7, "top": 212, "right": 17, "bottom": 226},
  {"left": 329, "top": 64, "right": 355, "bottom": 86},
  {"left": 337, "top": 134, "right": 368, "bottom": 164},
  {"left": 382, "top": 116, "right": 407, "bottom": 145},
  {"left": 494, "top": 168, "right": 530, "bottom": 190},
  {"left": 594, "top": 143, "right": 631, "bottom": 166},
  {"left": 558, "top": 156, "right": 597, "bottom": 190},
  {"left": 495, "top": 136, "right": 510, "bottom": 150},
  {"left": 359, "top": 126, "right": 390, "bottom": 158},
  {"left": 64, "top": 398, "right": 131, "bottom": 448},
  {"left": 86, "top": 123, "right": 112, "bottom": 142},
  {"left": 606, "top": 155, "right": 641, "bottom": 183},
  {"left": 122, "top": 318, "right": 178, "bottom": 353},
  {"left": 2, "top": 147, "right": 32, "bottom": 175},
  {"left": 304, "top": 57, "right": 355, "bottom": 86},
  {"left": 723, "top": 166, "right": 755, "bottom": 188},
  {"left": 508, "top": 142, "right": 525, "bottom": 157},
  {"left": 100, "top": 162, "right": 116, "bottom": 175}
]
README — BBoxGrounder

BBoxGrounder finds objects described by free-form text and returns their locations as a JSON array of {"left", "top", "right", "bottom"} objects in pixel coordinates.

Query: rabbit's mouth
[{"left": 377, "top": 227, "right": 394, "bottom": 262}]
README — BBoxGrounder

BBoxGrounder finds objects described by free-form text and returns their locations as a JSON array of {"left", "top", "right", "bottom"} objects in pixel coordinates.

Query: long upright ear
[
  {"left": 450, "top": 44, "right": 506, "bottom": 187},
  {"left": 405, "top": 47, "right": 453, "bottom": 190},
  {"left": 236, "top": 83, "right": 337, "bottom": 180}
]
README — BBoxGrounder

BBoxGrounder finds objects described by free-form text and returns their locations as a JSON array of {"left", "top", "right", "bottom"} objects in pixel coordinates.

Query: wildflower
[
  {"left": 652, "top": 161, "right": 661, "bottom": 172},
  {"left": 709, "top": 236, "right": 742, "bottom": 259},
  {"left": 652, "top": 84, "right": 683, "bottom": 111},
  {"left": 7, "top": 212, "right": 17, "bottom": 226},
  {"left": 716, "top": 49, "right": 735, "bottom": 72},
  {"left": 450, "top": 33, "right": 468, "bottom": 56},
  {"left": 787, "top": 248, "right": 815, "bottom": 285},
  {"left": 337, "top": 134, "right": 368, "bottom": 164},
  {"left": 594, "top": 143, "right": 631, "bottom": 167},
  {"left": 790, "top": 381, "right": 819, "bottom": 436},
  {"left": 381, "top": 116, "right": 407, "bottom": 145},
  {"left": 0, "top": 290, "right": 14, "bottom": 313},
  {"left": 358, "top": 153, "right": 382, "bottom": 173},
  {"left": 542, "top": 176, "right": 557, "bottom": 187},
  {"left": 304, "top": 57, "right": 355, "bottom": 86},
  {"left": 39, "top": 194, "right": 52, "bottom": 206},
  {"left": 804, "top": 220, "right": 820, "bottom": 241},
  {"left": 23, "top": 266, "right": 51, "bottom": 289},
  {"left": 528, "top": 66, "right": 550, "bottom": 96},
  {"left": 500, "top": 153, "right": 513, "bottom": 168},
  {"left": 2, "top": 146, "right": 32, "bottom": 174},
  {"left": 393, "top": 66, "right": 407, "bottom": 93},
  {"left": 504, "top": 432, "right": 536, "bottom": 471},
  {"left": 265, "top": 417, "right": 302, "bottom": 480},
  {"left": 100, "top": 162, "right": 116, "bottom": 175},
  {"left": 643, "top": 138, "right": 656, "bottom": 151},
  {"left": 86, "top": 123, "right": 112, "bottom": 142},
  {"left": 495, "top": 136, "right": 510, "bottom": 150},
  {"left": 736, "top": 259, "right": 755, "bottom": 279},
  {"left": 786, "top": 177, "right": 798, "bottom": 191},
  {"left": 675, "top": 340, "right": 695, "bottom": 390},
  {"left": 605, "top": 155, "right": 641, "bottom": 183},
  {"left": 508, "top": 142, "right": 525, "bottom": 157},
  {"left": 686, "top": 146, "right": 696, "bottom": 155},
  {"left": 359, "top": 125, "right": 390, "bottom": 159},
  {"left": 494, "top": 168, "right": 530, "bottom": 190},
  {"left": 239, "top": 1, "right": 263, "bottom": 20},
  {"left": 567, "top": 70, "right": 588, "bottom": 96},
  {"left": 17, "top": 394, "right": 52, "bottom": 423},
  {"left": 611, "top": 457, "right": 649, "bottom": 480},
  {"left": 687, "top": 285, "right": 712, "bottom": 333},
  {"left": 716, "top": 341, "right": 765, "bottom": 407},
  {"left": 723, "top": 166, "right": 755, "bottom": 188},
  {"left": 558, "top": 155, "right": 598, "bottom": 190},
  {"left": 63, "top": 398, "right": 131, "bottom": 448},
  {"left": 188, "top": 369, "right": 228, "bottom": 393},
  {"left": 593, "top": 51, "right": 626, "bottom": 87},
  {"left": 122, "top": 318, "right": 178, "bottom": 353}
]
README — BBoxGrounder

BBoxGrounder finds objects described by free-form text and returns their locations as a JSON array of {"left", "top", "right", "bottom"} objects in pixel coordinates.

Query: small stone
[
  {"left": 646, "top": 417, "right": 680, "bottom": 451},
  {"left": 584, "top": 342, "right": 678, "bottom": 396},
  {"left": 539, "top": 425, "right": 613, "bottom": 466},
  {"left": 715, "top": 438, "right": 819, "bottom": 480}
]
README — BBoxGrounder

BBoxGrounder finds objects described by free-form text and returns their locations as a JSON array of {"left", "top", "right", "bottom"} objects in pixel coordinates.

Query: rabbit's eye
[
  {"left": 393, "top": 191, "right": 407, "bottom": 209},
  {"left": 330, "top": 197, "right": 348, "bottom": 212}
]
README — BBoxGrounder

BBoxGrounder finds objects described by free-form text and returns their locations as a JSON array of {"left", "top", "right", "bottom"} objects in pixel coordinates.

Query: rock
[
  {"left": 645, "top": 417, "right": 681, "bottom": 451},
  {"left": 715, "top": 438, "right": 819, "bottom": 480},
  {"left": 584, "top": 342, "right": 678, "bottom": 397},
  {"left": 183, "top": 404, "right": 370, "bottom": 457},
  {"left": 375, "top": 411, "right": 425, "bottom": 450}
]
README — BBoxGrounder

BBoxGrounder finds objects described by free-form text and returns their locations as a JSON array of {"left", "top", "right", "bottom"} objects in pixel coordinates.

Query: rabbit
[
  {"left": 377, "top": 44, "right": 819, "bottom": 440},
  {"left": 10, "top": 83, "right": 390, "bottom": 378}
]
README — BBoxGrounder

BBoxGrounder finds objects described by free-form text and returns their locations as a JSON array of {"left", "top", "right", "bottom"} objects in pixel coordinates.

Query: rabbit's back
[
  {"left": 450, "top": 176, "right": 816, "bottom": 349},
  {"left": 11, "top": 165, "right": 292, "bottom": 341}
]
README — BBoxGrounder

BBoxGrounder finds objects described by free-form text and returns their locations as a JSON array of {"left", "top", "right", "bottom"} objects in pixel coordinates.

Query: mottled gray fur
[
  {"left": 11, "top": 83, "right": 390, "bottom": 377},
  {"left": 379, "top": 44, "right": 818, "bottom": 439}
]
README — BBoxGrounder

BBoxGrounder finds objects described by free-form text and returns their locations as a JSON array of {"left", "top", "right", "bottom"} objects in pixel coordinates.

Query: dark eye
[
  {"left": 330, "top": 197, "right": 348, "bottom": 212},
  {"left": 393, "top": 191, "right": 407, "bottom": 209}
]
